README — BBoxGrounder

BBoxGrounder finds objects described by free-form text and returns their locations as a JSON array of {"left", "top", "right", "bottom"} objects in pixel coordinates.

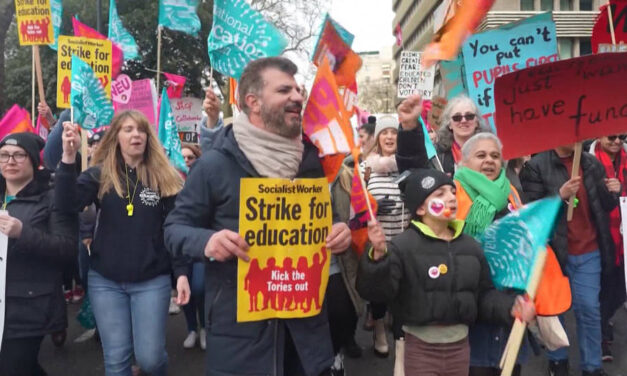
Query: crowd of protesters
[{"left": 0, "top": 55, "right": 625, "bottom": 376}]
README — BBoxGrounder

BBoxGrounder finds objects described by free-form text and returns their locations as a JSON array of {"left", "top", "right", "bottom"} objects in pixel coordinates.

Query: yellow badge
[{"left": 438, "top": 264, "right": 448, "bottom": 275}]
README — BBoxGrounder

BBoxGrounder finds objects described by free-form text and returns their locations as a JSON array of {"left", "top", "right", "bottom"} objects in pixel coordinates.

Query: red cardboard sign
[
  {"left": 494, "top": 52, "right": 627, "bottom": 160},
  {"left": 591, "top": 0, "right": 627, "bottom": 53}
]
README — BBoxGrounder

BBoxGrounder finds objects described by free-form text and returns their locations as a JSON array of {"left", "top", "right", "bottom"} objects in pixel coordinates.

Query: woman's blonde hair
[{"left": 92, "top": 110, "right": 183, "bottom": 199}]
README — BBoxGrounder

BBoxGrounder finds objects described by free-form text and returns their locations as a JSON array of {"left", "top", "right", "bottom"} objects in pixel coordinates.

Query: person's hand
[
  {"left": 0, "top": 214, "right": 23, "bottom": 238},
  {"left": 605, "top": 178, "right": 621, "bottom": 193},
  {"left": 37, "top": 102, "right": 55, "bottom": 125},
  {"left": 204, "top": 230, "right": 250, "bottom": 262},
  {"left": 558, "top": 176, "right": 581, "bottom": 200},
  {"left": 397, "top": 94, "right": 423, "bottom": 130},
  {"left": 367, "top": 220, "right": 387, "bottom": 260},
  {"left": 203, "top": 88, "right": 221, "bottom": 129},
  {"left": 510, "top": 295, "right": 536, "bottom": 323},
  {"left": 61, "top": 122, "right": 81, "bottom": 164},
  {"left": 175, "top": 275, "right": 191, "bottom": 305},
  {"left": 326, "top": 223, "right": 351, "bottom": 254}
]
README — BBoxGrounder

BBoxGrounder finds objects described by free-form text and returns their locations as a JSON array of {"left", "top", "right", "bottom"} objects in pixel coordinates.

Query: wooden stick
[
  {"left": 81, "top": 131, "right": 88, "bottom": 172},
  {"left": 31, "top": 47, "right": 35, "bottom": 128},
  {"left": 607, "top": 1, "right": 617, "bottom": 45},
  {"left": 356, "top": 163, "right": 375, "bottom": 221},
  {"left": 33, "top": 46, "right": 45, "bottom": 103},
  {"left": 156, "top": 26, "right": 163, "bottom": 92},
  {"left": 566, "top": 142, "right": 583, "bottom": 221},
  {"left": 500, "top": 249, "right": 547, "bottom": 376}
]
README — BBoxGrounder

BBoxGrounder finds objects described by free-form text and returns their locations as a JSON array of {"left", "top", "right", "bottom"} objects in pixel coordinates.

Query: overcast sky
[{"left": 329, "top": 0, "right": 396, "bottom": 53}]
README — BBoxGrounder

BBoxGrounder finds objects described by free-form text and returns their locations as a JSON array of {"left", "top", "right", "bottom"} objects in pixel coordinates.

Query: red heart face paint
[{"left": 428, "top": 198, "right": 445, "bottom": 216}]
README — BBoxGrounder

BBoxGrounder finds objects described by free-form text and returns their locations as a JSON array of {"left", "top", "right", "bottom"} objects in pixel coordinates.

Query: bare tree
[{"left": 358, "top": 78, "right": 397, "bottom": 114}]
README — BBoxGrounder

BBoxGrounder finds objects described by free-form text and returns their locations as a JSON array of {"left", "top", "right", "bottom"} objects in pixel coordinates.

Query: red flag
[
  {"left": 349, "top": 147, "right": 377, "bottom": 256},
  {"left": 72, "top": 17, "right": 122, "bottom": 78},
  {"left": 163, "top": 72, "right": 186, "bottom": 99},
  {"left": 0, "top": 105, "right": 36, "bottom": 141},
  {"left": 395, "top": 23, "right": 403, "bottom": 47},
  {"left": 229, "top": 77, "right": 238, "bottom": 106}
]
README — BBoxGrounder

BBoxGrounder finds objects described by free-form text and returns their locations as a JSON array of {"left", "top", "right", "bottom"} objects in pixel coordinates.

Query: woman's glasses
[
  {"left": 607, "top": 135, "right": 627, "bottom": 142},
  {"left": 0, "top": 152, "right": 28, "bottom": 163},
  {"left": 451, "top": 113, "right": 476, "bottom": 122}
]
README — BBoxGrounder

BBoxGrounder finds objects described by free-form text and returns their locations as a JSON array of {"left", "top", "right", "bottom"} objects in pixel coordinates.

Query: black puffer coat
[
  {"left": 520, "top": 150, "right": 616, "bottom": 273},
  {"left": 3, "top": 170, "right": 78, "bottom": 339}
]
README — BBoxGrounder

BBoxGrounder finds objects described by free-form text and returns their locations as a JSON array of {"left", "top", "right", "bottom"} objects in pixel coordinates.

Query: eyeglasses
[
  {"left": 0, "top": 152, "right": 28, "bottom": 163},
  {"left": 607, "top": 135, "right": 627, "bottom": 142},
  {"left": 451, "top": 113, "right": 476, "bottom": 122}
]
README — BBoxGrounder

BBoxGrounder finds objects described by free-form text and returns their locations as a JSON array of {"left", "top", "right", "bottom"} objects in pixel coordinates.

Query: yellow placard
[
  {"left": 237, "top": 178, "right": 333, "bottom": 322},
  {"left": 56, "top": 36, "right": 112, "bottom": 108},
  {"left": 14, "top": 0, "right": 54, "bottom": 46}
]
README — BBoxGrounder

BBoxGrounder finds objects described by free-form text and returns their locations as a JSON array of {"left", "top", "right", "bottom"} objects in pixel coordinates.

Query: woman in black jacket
[{"left": 0, "top": 132, "right": 77, "bottom": 376}]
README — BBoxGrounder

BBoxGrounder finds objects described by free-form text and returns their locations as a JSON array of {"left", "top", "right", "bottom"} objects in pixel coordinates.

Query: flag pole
[
  {"left": 156, "top": 26, "right": 163, "bottom": 92},
  {"left": 566, "top": 142, "right": 583, "bottom": 221},
  {"left": 607, "top": 1, "right": 617, "bottom": 45},
  {"left": 33, "top": 46, "right": 46, "bottom": 104},
  {"left": 31, "top": 47, "right": 36, "bottom": 127}
]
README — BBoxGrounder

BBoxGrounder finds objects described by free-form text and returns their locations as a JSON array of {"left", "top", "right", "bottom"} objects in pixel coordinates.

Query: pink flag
[
  {"left": 72, "top": 17, "right": 122, "bottom": 78},
  {"left": 163, "top": 72, "right": 186, "bottom": 99},
  {"left": 0, "top": 105, "right": 35, "bottom": 141}
]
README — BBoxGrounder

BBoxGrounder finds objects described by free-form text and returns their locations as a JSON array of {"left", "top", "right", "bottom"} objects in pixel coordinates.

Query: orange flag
[{"left": 348, "top": 148, "right": 377, "bottom": 256}]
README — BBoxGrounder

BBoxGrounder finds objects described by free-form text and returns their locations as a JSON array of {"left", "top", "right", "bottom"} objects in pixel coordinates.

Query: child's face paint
[{"left": 427, "top": 198, "right": 453, "bottom": 218}]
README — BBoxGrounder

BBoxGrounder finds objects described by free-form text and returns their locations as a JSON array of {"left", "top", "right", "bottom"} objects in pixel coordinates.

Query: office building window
[
  {"left": 521, "top": 0, "right": 534, "bottom": 10},
  {"left": 580, "top": 39, "right": 592, "bottom": 55},
  {"left": 560, "top": 0, "right": 573, "bottom": 10},
  {"left": 541, "top": 0, "right": 554, "bottom": 10},
  {"left": 580, "top": 0, "right": 593, "bottom": 10},
  {"left": 558, "top": 38, "right": 573, "bottom": 59}
]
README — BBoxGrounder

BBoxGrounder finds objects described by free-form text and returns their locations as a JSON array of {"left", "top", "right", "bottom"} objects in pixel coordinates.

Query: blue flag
[
  {"left": 479, "top": 196, "right": 562, "bottom": 291},
  {"left": 158, "top": 88, "right": 188, "bottom": 173},
  {"left": 158, "top": 0, "right": 201, "bottom": 36},
  {"left": 108, "top": 0, "right": 139, "bottom": 60},
  {"left": 419, "top": 117, "right": 436, "bottom": 160},
  {"left": 71, "top": 55, "right": 114, "bottom": 130},
  {"left": 208, "top": 0, "right": 287, "bottom": 79},
  {"left": 48, "top": 0, "right": 62, "bottom": 50}
]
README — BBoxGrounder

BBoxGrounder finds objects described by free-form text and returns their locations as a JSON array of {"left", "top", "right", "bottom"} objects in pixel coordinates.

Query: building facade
[
  {"left": 392, "top": 0, "right": 603, "bottom": 84},
  {"left": 356, "top": 47, "right": 397, "bottom": 113}
]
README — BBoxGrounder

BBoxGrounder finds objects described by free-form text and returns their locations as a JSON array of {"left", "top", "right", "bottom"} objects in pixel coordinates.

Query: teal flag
[
  {"left": 71, "top": 55, "right": 114, "bottom": 130},
  {"left": 479, "top": 196, "right": 562, "bottom": 291},
  {"left": 419, "top": 117, "right": 436, "bottom": 160},
  {"left": 158, "top": 0, "right": 200, "bottom": 36},
  {"left": 108, "top": 0, "right": 139, "bottom": 60},
  {"left": 48, "top": 0, "right": 62, "bottom": 50},
  {"left": 158, "top": 88, "right": 188, "bottom": 173},
  {"left": 208, "top": 0, "right": 288, "bottom": 79}
]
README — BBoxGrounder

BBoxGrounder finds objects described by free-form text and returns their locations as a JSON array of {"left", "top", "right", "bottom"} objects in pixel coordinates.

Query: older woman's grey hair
[
  {"left": 437, "top": 94, "right": 491, "bottom": 150},
  {"left": 461, "top": 132, "right": 503, "bottom": 162}
]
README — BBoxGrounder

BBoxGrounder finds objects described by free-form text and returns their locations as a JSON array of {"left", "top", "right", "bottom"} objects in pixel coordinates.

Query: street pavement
[{"left": 39, "top": 302, "right": 627, "bottom": 375}]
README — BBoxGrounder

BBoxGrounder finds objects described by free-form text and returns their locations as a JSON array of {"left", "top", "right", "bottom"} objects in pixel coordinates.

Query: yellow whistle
[{"left": 126, "top": 204, "right": 134, "bottom": 217}]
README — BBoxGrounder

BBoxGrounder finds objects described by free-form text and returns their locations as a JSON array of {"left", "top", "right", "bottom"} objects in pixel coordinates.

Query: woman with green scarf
[{"left": 454, "top": 132, "right": 527, "bottom": 376}]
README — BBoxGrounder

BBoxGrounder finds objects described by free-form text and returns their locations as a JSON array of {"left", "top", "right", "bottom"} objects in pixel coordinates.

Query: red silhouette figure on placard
[
  {"left": 61, "top": 76, "right": 71, "bottom": 104},
  {"left": 261, "top": 257, "right": 279, "bottom": 310},
  {"left": 303, "top": 247, "right": 328, "bottom": 313},
  {"left": 244, "top": 259, "right": 263, "bottom": 312},
  {"left": 279, "top": 258, "right": 296, "bottom": 311},
  {"left": 41, "top": 18, "right": 51, "bottom": 43},
  {"left": 20, "top": 21, "right": 27, "bottom": 43},
  {"left": 294, "top": 257, "right": 309, "bottom": 311}
]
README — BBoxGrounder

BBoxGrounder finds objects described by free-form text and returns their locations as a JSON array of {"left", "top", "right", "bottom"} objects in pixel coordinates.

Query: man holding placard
[
  {"left": 165, "top": 57, "right": 351, "bottom": 376},
  {"left": 520, "top": 144, "right": 617, "bottom": 376}
]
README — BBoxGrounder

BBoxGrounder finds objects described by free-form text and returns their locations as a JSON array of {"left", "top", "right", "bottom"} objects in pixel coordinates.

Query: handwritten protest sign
[
  {"left": 57, "top": 36, "right": 112, "bottom": 108},
  {"left": 462, "top": 12, "right": 558, "bottom": 129},
  {"left": 170, "top": 97, "right": 202, "bottom": 144},
  {"left": 592, "top": 1, "right": 627, "bottom": 53},
  {"left": 494, "top": 52, "right": 627, "bottom": 160},
  {"left": 237, "top": 178, "right": 332, "bottom": 322},
  {"left": 112, "top": 78, "right": 158, "bottom": 125},
  {"left": 14, "top": 0, "right": 54, "bottom": 46},
  {"left": 397, "top": 51, "right": 435, "bottom": 99}
]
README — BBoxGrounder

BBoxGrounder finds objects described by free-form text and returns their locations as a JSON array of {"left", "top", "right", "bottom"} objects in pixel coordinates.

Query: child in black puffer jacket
[{"left": 356, "top": 168, "right": 535, "bottom": 376}]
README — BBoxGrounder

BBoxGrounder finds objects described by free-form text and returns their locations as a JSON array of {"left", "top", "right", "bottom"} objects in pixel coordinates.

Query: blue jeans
[
  {"left": 547, "top": 251, "right": 602, "bottom": 372},
  {"left": 88, "top": 270, "right": 170, "bottom": 376},
  {"left": 182, "top": 262, "right": 205, "bottom": 332}
]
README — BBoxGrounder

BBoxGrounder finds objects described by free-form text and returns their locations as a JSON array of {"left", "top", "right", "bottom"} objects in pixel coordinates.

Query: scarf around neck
[
  {"left": 454, "top": 167, "right": 510, "bottom": 238},
  {"left": 232, "top": 113, "right": 304, "bottom": 179}
]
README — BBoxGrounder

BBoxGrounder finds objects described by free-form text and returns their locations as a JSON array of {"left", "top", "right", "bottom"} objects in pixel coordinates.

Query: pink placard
[{"left": 113, "top": 79, "right": 158, "bottom": 126}]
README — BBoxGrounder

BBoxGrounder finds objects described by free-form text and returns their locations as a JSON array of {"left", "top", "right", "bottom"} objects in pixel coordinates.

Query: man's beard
[{"left": 261, "top": 102, "right": 302, "bottom": 139}]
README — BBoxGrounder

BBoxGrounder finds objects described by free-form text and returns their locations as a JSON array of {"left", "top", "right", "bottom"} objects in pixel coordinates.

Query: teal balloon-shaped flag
[
  {"left": 48, "top": 0, "right": 62, "bottom": 50},
  {"left": 70, "top": 55, "right": 114, "bottom": 130},
  {"left": 208, "top": 0, "right": 288, "bottom": 79},
  {"left": 479, "top": 196, "right": 562, "bottom": 291},
  {"left": 158, "top": 0, "right": 201, "bottom": 36},
  {"left": 108, "top": 0, "right": 139, "bottom": 60},
  {"left": 158, "top": 88, "right": 188, "bottom": 173}
]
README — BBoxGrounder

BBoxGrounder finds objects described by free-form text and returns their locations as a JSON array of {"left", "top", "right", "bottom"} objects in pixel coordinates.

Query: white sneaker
[
  {"left": 74, "top": 328, "right": 96, "bottom": 343},
  {"left": 169, "top": 298, "right": 181, "bottom": 315},
  {"left": 183, "top": 331, "right": 197, "bottom": 349},
  {"left": 199, "top": 328, "right": 207, "bottom": 350}
]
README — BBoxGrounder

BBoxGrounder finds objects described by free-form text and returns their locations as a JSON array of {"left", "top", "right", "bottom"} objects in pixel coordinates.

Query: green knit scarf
[{"left": 454, "top": 167, "right": 510, "bottom": 238}]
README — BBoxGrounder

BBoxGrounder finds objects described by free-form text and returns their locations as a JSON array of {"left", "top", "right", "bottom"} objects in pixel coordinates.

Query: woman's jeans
[
  {"left": 88, "top": 269, "right": 170, "bottom": 376},
  {"left": 182, "top": 262, "right": 206, "bottom": 332},
  {"left": 547, "top": 251, "right": 602, "bottom": 372}
]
